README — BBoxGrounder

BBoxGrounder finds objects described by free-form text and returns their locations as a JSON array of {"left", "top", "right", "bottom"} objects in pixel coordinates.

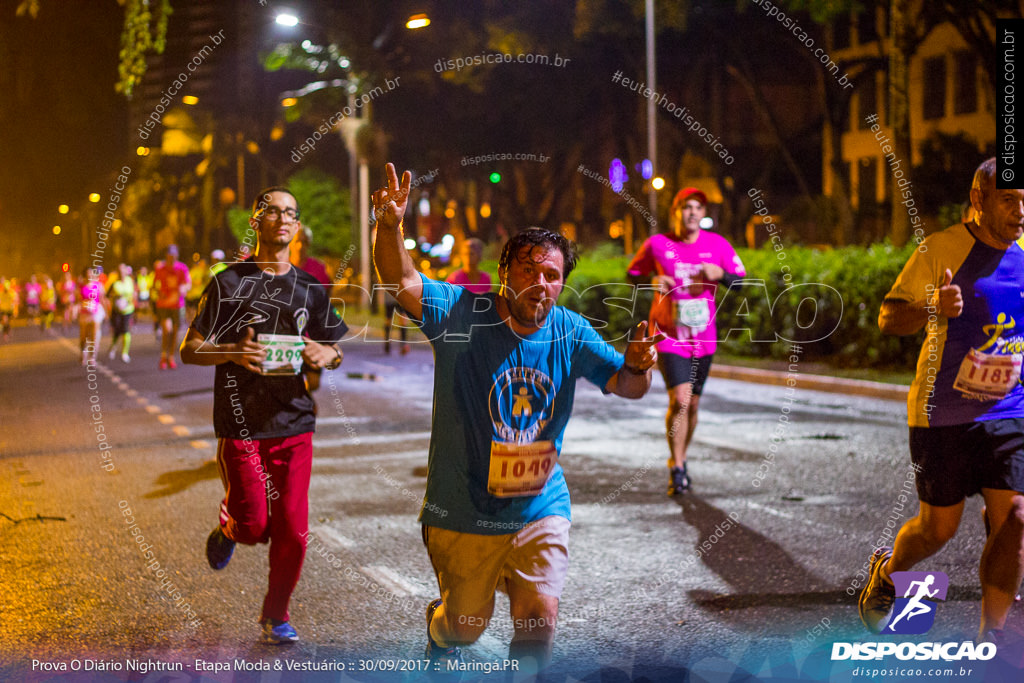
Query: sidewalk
[{"left": 710, "top": 363, "right": 908, "bottom": 401}]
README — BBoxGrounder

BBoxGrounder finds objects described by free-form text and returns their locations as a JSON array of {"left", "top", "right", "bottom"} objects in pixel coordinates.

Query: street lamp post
[
  {"left": 273, "top": 11, "right": 428, "bottom": 309},
  {"left": 645, "top": 0, "right": 657, "bottom": 236}
]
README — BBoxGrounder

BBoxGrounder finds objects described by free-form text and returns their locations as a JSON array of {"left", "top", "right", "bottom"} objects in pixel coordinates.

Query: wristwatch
[{"left": 327, "top": 345, "right": 343, "bottom": 370}]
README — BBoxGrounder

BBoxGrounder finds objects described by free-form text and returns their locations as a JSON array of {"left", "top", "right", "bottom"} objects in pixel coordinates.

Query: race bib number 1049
[{"left": 487, "top": 441, "right": 556, "bottom": 498}]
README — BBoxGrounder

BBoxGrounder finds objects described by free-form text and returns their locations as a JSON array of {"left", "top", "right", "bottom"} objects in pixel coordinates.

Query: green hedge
[{"left": 560, "top": 241, "right": 924, "bottom": 367}]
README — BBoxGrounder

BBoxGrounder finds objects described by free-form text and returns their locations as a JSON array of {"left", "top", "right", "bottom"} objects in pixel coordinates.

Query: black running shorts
[
  {"left": 658, "top": 353, "right": 713, "bottom": 394},
  {"left": 909, "top": 418, "right": 1024, "bottom": 506}
]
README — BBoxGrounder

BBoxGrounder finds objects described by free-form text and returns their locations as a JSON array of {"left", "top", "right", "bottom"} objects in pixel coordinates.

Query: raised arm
[{"left": 371, "top": 163, "right": 423, "bottom": 320}]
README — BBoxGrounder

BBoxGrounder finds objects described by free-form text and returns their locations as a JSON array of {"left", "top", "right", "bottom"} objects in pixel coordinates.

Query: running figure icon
[{"left": 887, "top": 574, "right": 939, "bottom": 631}]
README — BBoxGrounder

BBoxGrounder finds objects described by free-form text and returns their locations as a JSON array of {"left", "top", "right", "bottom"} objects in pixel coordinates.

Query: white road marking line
[
  {"left": 743, "top": 500, "right": 842, "bottom": 534},
  {"left": 692, "top": 434, "right": 762, "bottom": 456},
  {"left": 313, "top": 449, "right": 425, "bottom": 465},
  {"left": 313, "top": 431, "right": 431, "bottom": 448},
  {"left": 309, "top": 524, "right": 357, "bottom": 549},
  {"left": 359, "top": 565, "right": 428, "bottom": 597},
  {"left": 354, "top": 360, "right": 395, "bottom": 372},
  {"left": 315, "top": 415, "right": 375, "bottom": 426}
]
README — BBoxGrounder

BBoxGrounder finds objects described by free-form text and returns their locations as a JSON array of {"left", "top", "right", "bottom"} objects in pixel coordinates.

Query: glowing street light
[
  {"left": 136, "top": 146, "right": 150, "bottom": 156},
  {"left": 281, "top": 97, "right": 298, "bottom": 107},
  {"left": 276, "top": 12, "right": 299, "bottom": 27},
  {"left": 52, "top": 225, "right": 61, "bottom": 235},
  {"left": 58, "top": 204, "right": 69, "bottom": 214},
  {"left": 88, "top": 193, "right": 100, "bottom": 203},
  {"left": 652, "top": 177, "right": 665, "bottom": 190},
  {"left": 182, "top": 95, "right": 199, "bottom": 105},
  {"left": 406, "top": 14, "right": 430, "bottom": 29}
]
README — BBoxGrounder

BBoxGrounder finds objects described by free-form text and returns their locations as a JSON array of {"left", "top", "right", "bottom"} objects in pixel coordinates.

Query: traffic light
[
  {"left": 489, "top": 172, "right": 501, "bottom": 184},
  {"left": 61, "top": 263, "right": 70, "bottom": 273}
]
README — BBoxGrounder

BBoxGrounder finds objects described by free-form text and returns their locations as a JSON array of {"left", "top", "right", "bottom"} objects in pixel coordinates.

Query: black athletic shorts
[
  {"left": 658, "top": 353, "right": 713, "bottom": 394},
  {"left": 909, "top": 418, "right": 1024, "bottom": 506},
  {"left": 110, "top": 311, "right": 133, "bottom": 337}
]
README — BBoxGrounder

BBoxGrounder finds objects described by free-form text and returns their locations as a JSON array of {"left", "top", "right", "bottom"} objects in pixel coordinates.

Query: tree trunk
[{"left": 889, "top": 0, "right": 913, "bottom": 247}]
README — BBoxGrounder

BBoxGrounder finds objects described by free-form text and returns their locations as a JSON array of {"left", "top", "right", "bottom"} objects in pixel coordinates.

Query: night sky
[{"left": 0, "top": 1, "right": 128, "bottom": 275}]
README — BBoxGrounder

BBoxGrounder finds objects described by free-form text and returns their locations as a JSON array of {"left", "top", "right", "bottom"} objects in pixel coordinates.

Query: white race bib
[
  {"left": 953, "top": 348, "right": 1022, "bottom": 400},
  {"left": 258, "top": 333, "right": 305, "bottom": 375},
  {"left": 487, "top": 440, "right": 557, "bottom": 498},
  {"left": 674, "top": 298, "right": 710, "bottom": 334}
]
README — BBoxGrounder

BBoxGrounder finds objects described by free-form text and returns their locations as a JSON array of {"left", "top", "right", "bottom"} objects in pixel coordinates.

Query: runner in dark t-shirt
[
  {"left": 181, "top": 186, "right": 347, "bottom": 645},
  {"left": 191, "top": 260, "right": 346, "bottom": 438}
]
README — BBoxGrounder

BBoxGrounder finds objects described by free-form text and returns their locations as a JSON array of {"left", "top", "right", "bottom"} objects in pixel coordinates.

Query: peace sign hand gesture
[
  {"left": 372, "top": 162, "right": 412, "bottom": 232},
  {"left": 623, "top": 321, "right": 665, "bottom": 374}
]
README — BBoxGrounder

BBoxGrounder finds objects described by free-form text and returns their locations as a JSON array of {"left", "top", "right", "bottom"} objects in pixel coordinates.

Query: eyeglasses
[{"left": 257, "top": 206, "right": 300, "bottom": 221}]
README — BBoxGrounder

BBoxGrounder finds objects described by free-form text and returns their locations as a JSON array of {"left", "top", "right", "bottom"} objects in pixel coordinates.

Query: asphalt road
[{"left": 1, "top": 321, "right": 1021, "bottom": 683}]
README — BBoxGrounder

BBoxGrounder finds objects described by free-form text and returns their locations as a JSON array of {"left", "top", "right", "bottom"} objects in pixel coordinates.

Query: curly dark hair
[{"left": 498, "top": 227, "right": 579, "bottom": 279}]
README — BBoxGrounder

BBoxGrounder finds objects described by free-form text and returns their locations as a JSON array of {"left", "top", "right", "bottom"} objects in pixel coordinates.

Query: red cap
[{"left": 671, "top": 187, "right": 708, "bottom": 210}]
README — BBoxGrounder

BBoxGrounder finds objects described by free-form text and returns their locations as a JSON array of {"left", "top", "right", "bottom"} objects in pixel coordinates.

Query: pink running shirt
[
  {"left": 446, "top": 269, "right": 493, "bottom": 295},
  {"left": 627, "top": 230, "right": 745, "bottom": 358}
]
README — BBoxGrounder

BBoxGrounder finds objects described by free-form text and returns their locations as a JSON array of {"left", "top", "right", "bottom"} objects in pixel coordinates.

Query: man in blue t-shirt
[
  {"left": 859, "top": 158, "right": 1024, "bottom": 644},
  {"left": 372, "top": 163, "right": 661, "bottom": 675}
]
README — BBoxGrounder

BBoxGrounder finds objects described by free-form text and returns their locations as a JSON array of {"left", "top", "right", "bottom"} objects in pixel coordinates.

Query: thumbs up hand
[{"left": 935, "top": 268, "right": 963, "bottom": 319}]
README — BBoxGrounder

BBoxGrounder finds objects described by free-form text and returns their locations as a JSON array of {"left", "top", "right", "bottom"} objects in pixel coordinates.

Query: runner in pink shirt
[
  {"left": 78, "top": 268, "right": 107, "bottom": 365},
  {"left": 23, "top": 275, "right": 42, "bottom": 325},
  {"left": 446, "top": 237, "right": 492, "bottom": 295},
  {"left": 627, "top": 187, "right": 746, "bottom": 495}
]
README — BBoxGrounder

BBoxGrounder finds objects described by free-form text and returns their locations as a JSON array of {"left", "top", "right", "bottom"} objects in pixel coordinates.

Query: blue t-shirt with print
[{"left": 415, "top": 275, "right": 624, "bottom": 534}]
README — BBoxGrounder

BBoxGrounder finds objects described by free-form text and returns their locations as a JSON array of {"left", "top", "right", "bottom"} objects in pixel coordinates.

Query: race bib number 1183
[{"left": 953, "top": 348, "right": 1022, "bottom": 400}]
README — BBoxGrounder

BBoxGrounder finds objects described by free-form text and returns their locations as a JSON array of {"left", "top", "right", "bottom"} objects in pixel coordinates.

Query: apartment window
[
  {"left": 858, "top": 79, "right": 877, "bottom": 130},
  {"left": 858, "top": 157, "right": 878, "bottom": 207},
  {"left": 954, "top": 51, "right": 978, "bottom": 115},
  {"left": 922, "top": 56, "right": 947, "bottom": 120}
]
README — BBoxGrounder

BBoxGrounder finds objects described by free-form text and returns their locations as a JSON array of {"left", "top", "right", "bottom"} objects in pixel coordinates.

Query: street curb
[{"left": 711, "top": 364, "right": 909, "bottom": 402}]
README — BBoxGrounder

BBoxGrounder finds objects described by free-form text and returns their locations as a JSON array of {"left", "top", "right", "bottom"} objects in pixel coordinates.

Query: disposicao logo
[{"left": 832, "top": 569, "right": 997, "bottom": 662}]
